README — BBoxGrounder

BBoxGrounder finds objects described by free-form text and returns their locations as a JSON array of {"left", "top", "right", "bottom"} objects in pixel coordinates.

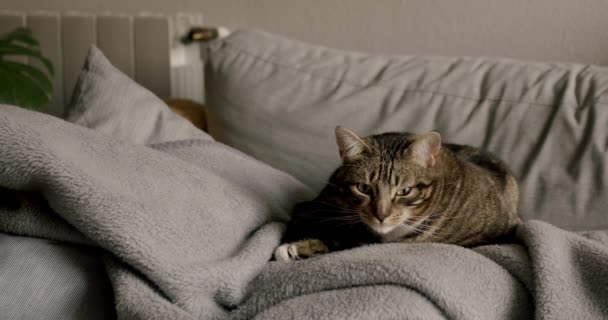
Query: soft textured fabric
[
  {"left": 65, "top": 46, "right": 211, "bottom": 145},
  {"left": 204, "top": 30, "right": 608, "bottom": 231},
  {"left": 2, "top": 105, "right": 608, "bottom": 319},
  {"left": 0, "top": 234, "right": 115, "bottom": 319},
  {"left": 0, "top": 47, "right": 214, "bottom": 320},
  {"left": 0, "top": 104, "right": 312, "bottom": 319},
  {"left": 235, "top": 221, "right": 608, "bottom": 320}
]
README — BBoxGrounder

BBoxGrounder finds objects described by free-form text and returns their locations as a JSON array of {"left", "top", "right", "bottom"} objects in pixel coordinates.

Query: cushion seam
[{"left": 212, "top": 42, "right": 608, "bottom": 109}]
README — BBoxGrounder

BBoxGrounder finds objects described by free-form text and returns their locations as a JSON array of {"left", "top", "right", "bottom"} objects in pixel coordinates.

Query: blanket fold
[
  {"left": 0, "top": 105, "right": 313, "bottom": 319},
  {"left": 1, "top": 105, "right": 607, "bottom": 319}
]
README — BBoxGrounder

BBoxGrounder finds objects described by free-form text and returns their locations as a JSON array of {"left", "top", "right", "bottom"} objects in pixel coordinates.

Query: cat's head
[{"left": 333, "top": 126, "right": 442, "bottom": 235}]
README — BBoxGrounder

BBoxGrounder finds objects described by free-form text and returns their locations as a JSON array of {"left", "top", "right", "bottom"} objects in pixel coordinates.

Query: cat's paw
[
  {"left": 273, "top": 243, "right": 301, "bottom": 262},
  {"left": 274, "top": 239, "right": 329, "bottom": 262}
]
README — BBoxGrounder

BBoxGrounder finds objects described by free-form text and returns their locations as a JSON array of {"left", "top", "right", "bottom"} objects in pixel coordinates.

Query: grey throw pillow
[
  {"left": 204, "top": 30, "right": 608, "bottom": 231},
  {"left": 65, "top": 46, "right": 210, "bottom": 144}
]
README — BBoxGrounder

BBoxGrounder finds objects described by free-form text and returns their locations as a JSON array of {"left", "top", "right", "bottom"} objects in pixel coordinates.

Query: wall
[{"left": 3, "top": 0, "right": 608, "bottom": 65}]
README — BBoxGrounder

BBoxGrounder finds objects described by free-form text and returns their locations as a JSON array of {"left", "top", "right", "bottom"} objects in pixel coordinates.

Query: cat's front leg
[{"left": 274, "top": 239, "right": 329, "bottom": 262}]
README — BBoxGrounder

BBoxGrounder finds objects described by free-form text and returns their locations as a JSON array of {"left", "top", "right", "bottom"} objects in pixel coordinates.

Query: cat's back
[
  {"left": 443, "top": 143, "right": 513, "bottom": 180},
  {"left": 444, "top": 143, "right": 519, "bottom": 216}
]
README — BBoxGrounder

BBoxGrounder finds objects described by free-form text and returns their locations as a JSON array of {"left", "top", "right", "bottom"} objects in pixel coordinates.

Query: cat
[{"left": 274, "top": 126, "right": 521, "bottom": 262}]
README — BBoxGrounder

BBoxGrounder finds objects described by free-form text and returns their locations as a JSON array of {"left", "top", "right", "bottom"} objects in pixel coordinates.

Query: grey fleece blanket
[{"left": 1, "top": 104, "right": 607, "bottom": 320}]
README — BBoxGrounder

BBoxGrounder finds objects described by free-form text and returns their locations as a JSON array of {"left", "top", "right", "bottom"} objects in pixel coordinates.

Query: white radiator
[{"left": 0, "top": 11, "right": 207, "bottom": 116}]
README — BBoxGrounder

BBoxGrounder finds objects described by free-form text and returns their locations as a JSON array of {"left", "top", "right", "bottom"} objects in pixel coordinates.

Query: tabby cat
[{"left": 274, "top": 126, "right": 521, "bottom": 262}]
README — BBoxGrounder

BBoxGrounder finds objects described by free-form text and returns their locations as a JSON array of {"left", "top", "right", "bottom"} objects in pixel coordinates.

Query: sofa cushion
[{"left": 204, "top": 30, "right": 608, "bottom": 230}]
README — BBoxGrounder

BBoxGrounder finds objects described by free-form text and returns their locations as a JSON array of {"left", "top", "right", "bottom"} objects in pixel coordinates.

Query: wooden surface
[{"left": 164, "top": 98, "right": 207, "bottom": 131}]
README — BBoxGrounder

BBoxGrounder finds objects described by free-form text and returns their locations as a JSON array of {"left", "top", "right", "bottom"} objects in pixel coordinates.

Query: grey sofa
[{"left": 1, "top": 30, "right": 607, "bottom": 319}]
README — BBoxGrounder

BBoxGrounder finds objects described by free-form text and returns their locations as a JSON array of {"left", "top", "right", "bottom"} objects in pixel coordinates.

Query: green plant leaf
[
  {"left": 1, "top": 60, "right": 52, "bottom": 93},
  {"left": 0, "top": 27, "right": 39, "bottom": 47},
  {"left": 0, "top": 69, "right": 49, "bottom": 110},
  {"left": 0, "top": 70, "right": 17, "bottom": 105},
  {"left": 0, "top": 43, "right": 41, "bottom": 55},
  {"left": 0, "top": 44, "right": 53, "bottom": 75},
  {"left": 0, "top": 61, "right": 52, "bottom": 110},
  {"left": 0, "top": 27, "right": 55, "bottom": 110}
]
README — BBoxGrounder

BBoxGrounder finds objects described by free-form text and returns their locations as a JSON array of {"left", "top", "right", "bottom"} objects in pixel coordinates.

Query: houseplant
[{"left": 0, "top": 27, "right": 54, "bottom": 110}]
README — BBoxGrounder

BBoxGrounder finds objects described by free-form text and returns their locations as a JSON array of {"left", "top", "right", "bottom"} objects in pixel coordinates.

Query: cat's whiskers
[
  {"left": 308, "top": 200, "right": 359, "bottom": 213},
  {"left": 396, "top": 223, "right": 427, "bottom": 236},
  {"left": 405, "top": 222, "right": 454, "bottom": 239},
  {"left": 320, "top": 215, "right": 363, "bottom": 228},
  {"left": 399, "top": 216, "right": 454, "bottom": 239},
  {"left": 416, "top": 213, "right": 466, "bottom": 225},
  {"left": 304, "top": 209, "right": 359, "bottom": 218},
  {"left": 331, "top": 221, "right": 362, "bottom": 227}
]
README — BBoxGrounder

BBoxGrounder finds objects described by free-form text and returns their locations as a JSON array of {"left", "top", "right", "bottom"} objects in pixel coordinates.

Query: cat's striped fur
[{"left": 275, "top": 127, "right": 521, "bottom": 262}]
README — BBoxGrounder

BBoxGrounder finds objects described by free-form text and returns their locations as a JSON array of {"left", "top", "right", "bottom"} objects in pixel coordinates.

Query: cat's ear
[
  {"left": 408, "top": 131, "right": 442, "bottom": 168},
  {"left": 335, "top": 126, "right": 372, "bottom": 162}
]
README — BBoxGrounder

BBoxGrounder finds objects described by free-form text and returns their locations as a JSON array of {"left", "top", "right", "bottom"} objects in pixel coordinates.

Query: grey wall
[{"left": 3, "top": 0, "right": 608, "bottom": 65}]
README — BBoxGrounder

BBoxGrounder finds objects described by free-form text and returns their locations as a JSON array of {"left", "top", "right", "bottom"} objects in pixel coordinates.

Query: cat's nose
[
  {"left": 375, "top": 200, "right": 391, "bottom": 222},
  {"left": 374, "top": 211, "right": 389, "bottom": 222}
]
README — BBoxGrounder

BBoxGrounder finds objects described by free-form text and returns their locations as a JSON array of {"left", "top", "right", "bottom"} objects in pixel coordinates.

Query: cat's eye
[
  {"left": 356, "top": 183, "right": 372, "bottom": 194},
  {"left": 396, "top": 187, "right": 412, "bottom": 196}
]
